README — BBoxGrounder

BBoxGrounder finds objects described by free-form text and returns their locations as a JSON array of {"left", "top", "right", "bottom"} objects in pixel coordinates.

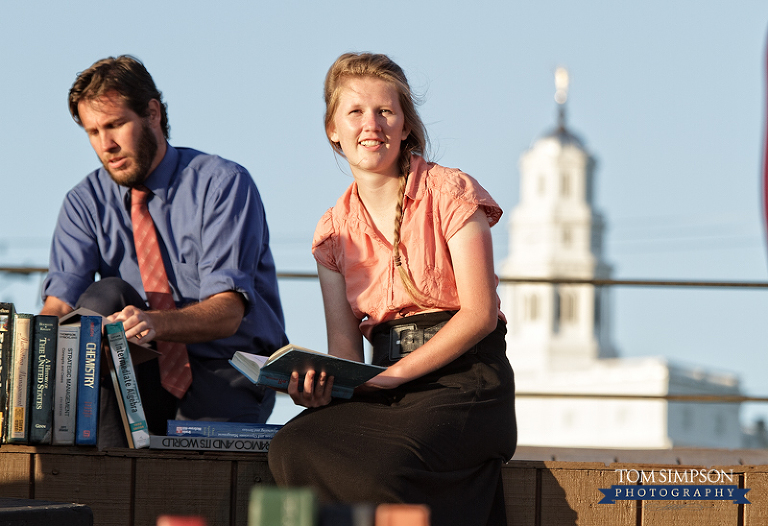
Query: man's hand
[
  {"left": 106, "top": 305, "right": 155, "bottom": 344},
  {"left": 107, "top": 291, "right": 245, "bottom": 344}
]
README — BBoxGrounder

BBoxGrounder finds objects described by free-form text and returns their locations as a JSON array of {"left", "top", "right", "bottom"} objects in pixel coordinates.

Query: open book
[{"left": 230, "top": 344, "right": 385, "bottom": 399}]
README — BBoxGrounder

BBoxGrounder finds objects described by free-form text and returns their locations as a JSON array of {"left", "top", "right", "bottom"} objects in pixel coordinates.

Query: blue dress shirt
[{"left": 44, "top": 144, "right": 288, "bottom": 360}]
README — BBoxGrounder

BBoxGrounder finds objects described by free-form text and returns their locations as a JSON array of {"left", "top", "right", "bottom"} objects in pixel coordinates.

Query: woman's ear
[{"left": 328, "top": 124, "right": 339, "bottom": 144}]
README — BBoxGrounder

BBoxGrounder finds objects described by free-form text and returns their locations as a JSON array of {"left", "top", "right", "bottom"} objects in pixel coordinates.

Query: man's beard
[{"left": 104, "top": 121, "right": 158, "bottom": 187}]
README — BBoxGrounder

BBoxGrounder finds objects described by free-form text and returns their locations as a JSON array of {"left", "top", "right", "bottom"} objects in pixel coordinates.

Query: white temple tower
[
  {"left": 501, "top": 69, "right": 742, "bottom": 449},
  {"left": 501, "top": 68, "right": 615, "bottom": 373}
]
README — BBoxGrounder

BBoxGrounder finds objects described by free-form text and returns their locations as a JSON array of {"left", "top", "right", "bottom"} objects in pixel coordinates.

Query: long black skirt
[{"left": 268, "top": 319, "right": 516, "bottom": 526}]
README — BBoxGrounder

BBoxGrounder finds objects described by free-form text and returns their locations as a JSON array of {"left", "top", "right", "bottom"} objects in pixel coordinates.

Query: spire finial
[{"left": 555, "top": 66, "right": 569, "bottom": 130}]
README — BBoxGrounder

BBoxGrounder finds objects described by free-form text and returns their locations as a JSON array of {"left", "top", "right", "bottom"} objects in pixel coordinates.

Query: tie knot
[{"left": 131, "top": 185, "right": 151, "bottom": 208}]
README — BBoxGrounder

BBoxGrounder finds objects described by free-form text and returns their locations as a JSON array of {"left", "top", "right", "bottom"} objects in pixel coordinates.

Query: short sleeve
[
  {"left": 431, "top": 167, "right": 503, "bottom": 241},
  {"left": 196, "top": 165, "right": 268, "bottom": 308},
  {"left": 42, "top": 188, "right": 102, "bottom": 306},
  {"left": 312, "top": 208, "right": 339, "bottom": 272}
]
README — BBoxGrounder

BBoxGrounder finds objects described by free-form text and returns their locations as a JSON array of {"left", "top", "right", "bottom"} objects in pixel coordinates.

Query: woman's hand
[
  {"left": 358, "top": 364, "right": 408, "bottom": 391},
  {"left": 287, "top": 369, "right": 335, "bottom": 408}
]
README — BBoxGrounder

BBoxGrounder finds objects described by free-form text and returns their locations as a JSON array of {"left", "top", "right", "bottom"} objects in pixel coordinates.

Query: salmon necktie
[{"left": 131, "top": 185, "right": 192, "bottom": 399}]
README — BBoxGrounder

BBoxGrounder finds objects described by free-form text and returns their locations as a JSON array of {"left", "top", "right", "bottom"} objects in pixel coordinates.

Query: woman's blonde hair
[{"left": 324, "top": 53, "right": 432, "bottom": 307}]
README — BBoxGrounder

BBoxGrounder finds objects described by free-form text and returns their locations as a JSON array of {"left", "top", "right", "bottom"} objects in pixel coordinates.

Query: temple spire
[{"left": 555, "top": 67, "right": 569, "bottom": 130}]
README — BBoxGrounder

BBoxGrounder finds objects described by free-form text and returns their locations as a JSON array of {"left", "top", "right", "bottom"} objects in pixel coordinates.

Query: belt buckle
[{"left": 389, "top": 323, "right": 417, "bottom": 361}]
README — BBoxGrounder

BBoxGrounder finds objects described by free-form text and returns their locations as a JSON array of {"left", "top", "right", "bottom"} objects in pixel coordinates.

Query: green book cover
[
  {"left": 249, "top": 487, "right": 316, "bottom": 526},
  {"left": 105, "top": 322, "right": 150, "bottom": 448},
  {"left": 230, "top": 344, "right": 385, "bottom": 399}
]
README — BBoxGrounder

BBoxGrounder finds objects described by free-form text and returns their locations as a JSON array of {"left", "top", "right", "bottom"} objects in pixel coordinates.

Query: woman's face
[{"left": 329, "top": 76, "right": 410, "bottom": 179}]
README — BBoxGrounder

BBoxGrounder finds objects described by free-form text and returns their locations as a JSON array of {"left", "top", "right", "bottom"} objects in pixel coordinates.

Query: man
[{"left": 41, "top": 55, "right": 287, "bottom": 443}]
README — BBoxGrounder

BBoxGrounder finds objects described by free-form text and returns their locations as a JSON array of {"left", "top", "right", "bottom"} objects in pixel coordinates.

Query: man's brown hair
[{"left": 69, "top": 55, "right": 170, "bottom": 139}]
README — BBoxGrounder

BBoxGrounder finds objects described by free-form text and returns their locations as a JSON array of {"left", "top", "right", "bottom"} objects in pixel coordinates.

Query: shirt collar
[
  {"left": 348, "top": 154, "right": 427, "bottom": 216},
  {"left": 404, "top": 154, "right": 427, "bottom": 201},
  {"left": 141, "top": 142, "right": 179, "bottom": 202},
  {"left": 119, "top": 142, "right": 178, "bottom": 207}
]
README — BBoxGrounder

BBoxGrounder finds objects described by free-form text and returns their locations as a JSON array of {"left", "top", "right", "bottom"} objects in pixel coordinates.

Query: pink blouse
[{"left": 312, "top": 156, "right": 504, "bottom": 340}]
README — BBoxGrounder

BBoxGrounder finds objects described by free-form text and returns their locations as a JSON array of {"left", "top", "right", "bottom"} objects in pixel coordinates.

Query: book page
[
  {"left": 230, "top": 352, "right": 269, "bottom": 383},
  {"left": 267, "top": 344, "right": 324, "bottom": 363},
  {"left": 237, "top": 352, "right": 269, "bottom": 369}
]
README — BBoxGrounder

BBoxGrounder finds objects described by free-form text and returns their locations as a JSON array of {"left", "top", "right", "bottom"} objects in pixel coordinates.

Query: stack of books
[
  {"left": 0, "top": 303, "right": 155, "bottom": 448},
  {"left": 0, "top": 304, "right": 103, "bottom": 447},
  {"left": 0, "top": 302, "right": 281, "bottom": 452}
]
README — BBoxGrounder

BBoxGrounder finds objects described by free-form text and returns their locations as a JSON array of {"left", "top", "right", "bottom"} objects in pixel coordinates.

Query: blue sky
[{"left": 1, "top": 1, "right": 768, "bottom": 426}]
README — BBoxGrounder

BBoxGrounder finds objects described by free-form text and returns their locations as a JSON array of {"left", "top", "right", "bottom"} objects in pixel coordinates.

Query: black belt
[{"left": 371, "top": 311, "right": 456, "bottom": 366}]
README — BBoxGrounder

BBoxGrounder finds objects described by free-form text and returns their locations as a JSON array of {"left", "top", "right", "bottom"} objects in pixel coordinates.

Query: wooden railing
[
  {"left": 1, "top": 444, "right": 767, "bottom": 526},
  {"left": 3, "top": 266, "right": 768, "bottom": 289}
]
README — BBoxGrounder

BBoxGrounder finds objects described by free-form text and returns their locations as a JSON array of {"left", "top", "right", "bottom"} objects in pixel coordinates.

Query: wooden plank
[
  {"left": 33, "top": 451, "right": 132, "bottom": 526},
  {"left": 515, "top": 447, "right": 768, "bottom": 467},
  {"left": 744, "top": 470, "right": 768, "bottom": 525},
  {"left": 501, "top": 464, "right": 535, "bottom": 526},
  {"left": 134, "top": 457, "right": 233, "bottom": 526},
  {"left": 234, "top": 458, "right": 278, "bottom": 526},
  {"left": 674, "top": 450, "right": 746, "bottom": 468},
  {"left": 512, "top": 448, "right": 555, "bottom": 462},
  {"left": 735, "top": 450, "right": 768, "bottom": 466},
  {"left": 542, "top": 467, "right": 636, "bottom": 526},
  {"left": 515, "top": 447, "right": 619, "bottom": 464},
  {"left": 612, "top": 450, "right": 680, "bottom": 466},
  {"left": 638, "top": 469, "right": 741, "bottom": 526},
  {"left": 0, "top": 451, "right": 31, "bottom": 498},
  {"left": 605, "top": 463, "right": 747, "bottom": 526},
  {"left": 551, "top": 450, "right": 618, "bottom": 465},
  {"left": 4, "top": 446, "right": 765, "bottom": 526},
  {"left": 673, "top": 449, "right": 768, "bottom": 467}
]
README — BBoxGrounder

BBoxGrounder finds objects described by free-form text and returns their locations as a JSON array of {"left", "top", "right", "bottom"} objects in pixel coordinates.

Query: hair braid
[{"left": 392, "top": 156, "right": 432, "bottom": 309}]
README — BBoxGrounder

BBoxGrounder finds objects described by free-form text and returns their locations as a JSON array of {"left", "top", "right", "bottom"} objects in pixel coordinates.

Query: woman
[{"left": 268, "top": 52, "right": 516, "bottom": 525}]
